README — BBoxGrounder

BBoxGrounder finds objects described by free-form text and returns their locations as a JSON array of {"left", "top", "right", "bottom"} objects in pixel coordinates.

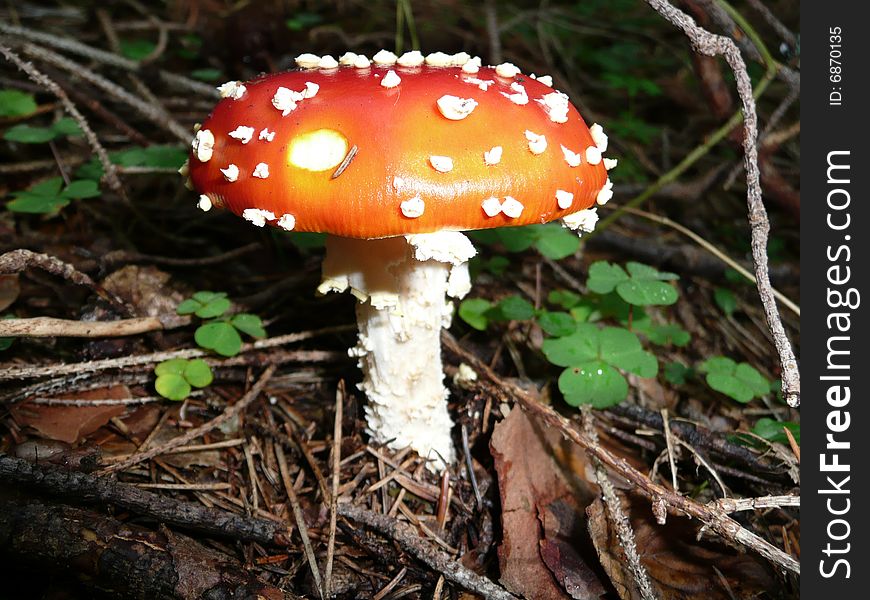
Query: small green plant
[
  {"left": 458, "top": 295, "right": 537, "bottom": 331},
  {"left": 699, "top": 356, "right": 769, "bottom": 403},
  {"left": 750, "top": 418, "right": 800, "bottom": 445},
  {"left": 154, "top": 358, "right": 213, "bottom": 401},
  {"left": 176, "top": 34, "right": 202, "bottom": 60},
  {"left": 120, "top": 38, "right": 156, "bottom": 60},
  {"left": 77, "top": 145, "right": 187, "bottom": 181},
  {"left": 4, "top": 117, "right": 82, "bottom": 143},
  {"left": 542, "top": 324, "right": 658, "bottom": 408},
  {"left": 459, "top": 261, "right": 694, "bottom": 410},
  {"left": 6, "top": 177, "right": 100, "bottom": 214},
  {"left": 663, "top": 361, "right": 691, "bottom": 385},
  {"left": 285, "top": 12, "right": 323, "bottom": 31},
  {"left": 713, "top": 287, "right": 738, "bottom": 316},
  {"left": 587, "top": 261, "right": 679, "bottom": 306},
  {"left": 177, "top": 291, "right": 266, "bottom": 357},
  {"left": 0, "top": 89, "right": 38, "bottom": 117},
  {"left": 190, "top": 68, "right": 223, "bottom": 82},
  {"left": 634, "top": 320, "right": 691, "bottom": 347},
  {"left": 470, "top": 223, "right": 581, "bottom": 260}
]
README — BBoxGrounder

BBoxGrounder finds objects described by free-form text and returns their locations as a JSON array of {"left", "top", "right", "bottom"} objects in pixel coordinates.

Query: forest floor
[{"left": 0, "top": 1, "right": 800, "bottom": 599}]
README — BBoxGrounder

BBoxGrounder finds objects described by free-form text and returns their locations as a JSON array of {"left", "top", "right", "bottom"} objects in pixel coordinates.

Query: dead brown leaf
[
  {"left": 101, "top": 265, "right": 187, "bottom": 326},
  {"left": 540, "top": 499, "right": 608, "bottom": 599},
  {"left": 491, "top": 407, "right": 607, "bottom": 600},
  {"left": 12, "top": 385, "right": 131, "bottom": 444},
  {"left": 587, "top": 492, "right": 777, "bottom": 600}
]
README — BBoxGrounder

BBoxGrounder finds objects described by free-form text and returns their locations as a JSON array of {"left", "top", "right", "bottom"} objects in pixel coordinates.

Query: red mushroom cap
[{"left": 188, "top": 56, "right": 610, "bottom": 239}]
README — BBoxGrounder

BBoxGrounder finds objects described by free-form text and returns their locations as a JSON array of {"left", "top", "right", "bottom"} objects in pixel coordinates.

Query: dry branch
[
  {"left": 0, "top": 324, "right": 352, "bottom": 382},
  {"left": 642, "top": 0, "right": 800, "bottom": 407},
  {"left": 0, "top": 455, "right": 291, "bottom": 546},
  {"left": 0, "top": 315, "right": 183, "bottom": 337},
  {"left": 443, "top": 333, "right": 800, "bottom": 576},
  {"left": 338, "top": 503, "right": 519, "bottom": 600},
  {"left": 582, "top": 406, "right": 658, "bottom": 600}
]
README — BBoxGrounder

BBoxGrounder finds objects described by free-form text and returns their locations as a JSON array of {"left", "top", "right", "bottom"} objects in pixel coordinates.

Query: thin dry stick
[
  {"left": 275, "top": 443, "right": 324, "bottom": 600},
  {"left": 642, "top": 0, "right": 800, "bottom": 407},
  {"left": 338, "top": 504, "right": 519, "bottom": 600},
  {"left": 483, "top": 0, "right": 502, "bottom": 64},
  {"left": 442, "top": 333, "right": 800, "bottom": 575},
  {"left": 583, "top": 407, "right": 659, "bottom": 600},
  {"left": 29, "top": 395, "right": 164, "bottom": 406},
  {"left": 744, "top": 0, "right": 797, "bottom": 47},
  {"left": 0, "top": 43, "right": 125, "bottom": 197},
  {"left": 619, "top": 206, "right": 799, "bottom": 316},
  {"left": 0, "top": 315, "right": 182, "bottom": 338},
  {"left": 0, "top": 324, "right": 352, "bottom": 382},
  {"left": 18, "top": 41, "right": 189, "bottom": 142},
  {"left": 674, "top": 438, "right": 728, "bottom": 498},
  {"left": 324, "top": 382, "right": 344, "bottom": 597},
  {"left": 102, "top": 242, "right": 261, "bottom": 268},
  {"left": 98, "top": 365, "right": 276, "bottom": 475},
  {"left": 372, "top": 567, "right": 407, "bottom": 600},
  {"left": 0, "top": 249, "right": 96, "bottom": 289},
  {"left": 0, "top": 22, "right": 218, "bottom": 98},
  {"left": 661, "top": 409, "right": 678, "bottom": 492},
  {"left": 710, "top": 495, "right": 800, "bottom": 514}
]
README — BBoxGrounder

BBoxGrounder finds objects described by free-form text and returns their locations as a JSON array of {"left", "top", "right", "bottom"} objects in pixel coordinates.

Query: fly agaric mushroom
[{"left": 187, "top": 51, "right": 615, "bottom": 468}]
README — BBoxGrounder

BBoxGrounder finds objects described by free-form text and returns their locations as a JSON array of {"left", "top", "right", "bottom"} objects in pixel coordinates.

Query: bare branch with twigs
[{"left": 641, "top": 0, "right": 800, "bottom": 407}]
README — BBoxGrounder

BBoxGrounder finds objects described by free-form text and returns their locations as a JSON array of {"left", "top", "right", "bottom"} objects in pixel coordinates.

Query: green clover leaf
[
  {"left": 492, "top": 295, "right": 536, "bottom": 321},
  {"left": 537, "top": 311, "right": 577, "bottom": 337},
  {"left": 700, "top": 356, "right": 769, "bottom": 403},
  {"left": 587, "top": 261, "right": 679, "bottom": 306},
  {"left": 558, "top": 361, "right": 628, "bottom": 408},
  {"left": 154, "top": 358, "right": 214, "bottom": 400},
  {"left": 751, "top": 418, "right": 800, "bottom": 445},
  {"left": 195, "top": 321, "right": 242, "bottom": 357},
  {"left": 542, "top": 323, "right": 658, "bottom": 408},
  {"left": 155, "top": 373, "right": 191, "bottom": 401},
  {"left": 184, "top": 359, "right": 214, "bottom": 387},
  {"left": 231, "top": 313, "right": 266, "bottom": 338},
  {"left": 0, "top": 90, "right": 38, "bottom": 117},
  {"left": 176, "top": 291, "right": 231, "bottom": 318},
  {"left": 458, "top": 298, "right": 493, "bottom": 331}
]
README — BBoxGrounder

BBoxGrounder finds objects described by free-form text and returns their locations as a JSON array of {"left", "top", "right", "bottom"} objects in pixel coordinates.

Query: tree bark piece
[
  {"left": 0, "top": 499, "right": 295, "bottom": 600},
  {"left": 0, "top": 455, "right": 290, "bottom": 546}
]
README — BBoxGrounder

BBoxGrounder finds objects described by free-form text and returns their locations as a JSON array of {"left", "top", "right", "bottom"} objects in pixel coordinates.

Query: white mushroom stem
[{"left": 318, "top": 232, "right": 476, "bottom": 469}]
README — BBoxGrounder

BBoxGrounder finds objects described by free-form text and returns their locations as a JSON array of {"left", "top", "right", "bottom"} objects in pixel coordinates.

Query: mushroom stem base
[{"left": 319, "top": 234, "right": 474, "bottom": 469}]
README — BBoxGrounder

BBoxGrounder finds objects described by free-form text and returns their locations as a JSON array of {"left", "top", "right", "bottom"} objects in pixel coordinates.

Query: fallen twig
[
  {"left": 0, "top": 455, "right": 292, "bottom": 544},
  {"left": 17, "top": 41, "right": 189, "bottom": 142},
  {"left": 338, "top": 503, "right": 519, "bottom": 600},
  {"left": 276, "top": 442, "right": 324, "bottom": 599},
  {"left": 710, "top": 495, "right": 800, "bottom": 514},
  {"left": 324, "top": 381, "right": 344, "bottom": 597},
  {"left": 0, "top": 498, "right": 298, "bottom": 599},
  {"left": 0, "top": 315, "right": 185, "bottom": 338},
  {"left": 0, "top": 324, "right": 352, "bottom": 382},
  {"left": 583, "top": 406, "right": 659, "bottom": 600}
]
